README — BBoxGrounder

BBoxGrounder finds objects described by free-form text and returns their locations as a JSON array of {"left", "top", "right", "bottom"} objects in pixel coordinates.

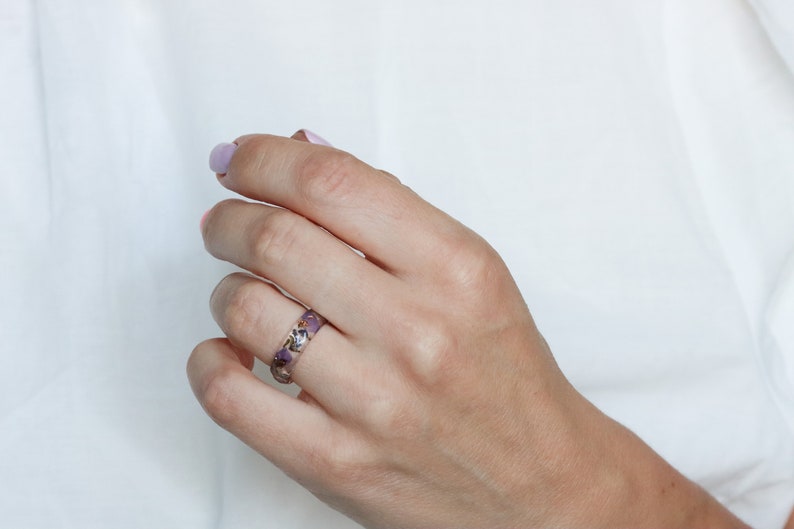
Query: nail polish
[
  {"left": 301, "top": 129, "right": 333, "bottom": 147},
  {"left": 209, "top": 142, "right": 237, "bottom": 174}
]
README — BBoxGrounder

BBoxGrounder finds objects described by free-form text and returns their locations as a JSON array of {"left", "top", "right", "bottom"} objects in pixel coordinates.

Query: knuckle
[
  {"left": 377, "top": 169, "right": 401, "bottom": 184},
  {"left": 441, "top": 235, "right": 503, "bottom": 292},
  {"left": 430, "top": 230, "right": 509, "bottom": 301},
  {"left": 198, "top": 364, "right": 240, "bottom": 427},
  {"left": 397, "top": 316, "right": 459, "bottom": 386},
  {"left": 217, "top": 277, "right": 264, "bottom": 341},
  {"left": 363, "top": 394, "right": 428, "bottom": 442},
  {"left": 250, "top": 209, "right": 302, "bottom": 267},
  {"left": 296, "top": 150, "right": 360, "bottom": 204},
  {"left": 320, "top": 441, "right": 378, "bottom": 493}
]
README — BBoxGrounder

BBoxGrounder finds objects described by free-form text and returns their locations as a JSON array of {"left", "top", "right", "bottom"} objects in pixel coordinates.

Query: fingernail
[
  {"left": 301, "top": 129, "right": 333, "bottom": 147},
  {"left": 200, "top": 208, "right": 211, "bottom": 230},
  {"left": 209, "top": 142, "right": 237, "bottom": 174}
]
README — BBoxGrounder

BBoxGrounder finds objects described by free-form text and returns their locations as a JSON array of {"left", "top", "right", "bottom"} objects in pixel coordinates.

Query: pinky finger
[{"left": 187, "top": 338, "right": 339, "bottom": 481}]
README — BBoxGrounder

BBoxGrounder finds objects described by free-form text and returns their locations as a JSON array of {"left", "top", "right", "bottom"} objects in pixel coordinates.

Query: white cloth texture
[{"left": 1, "top": 0, "right": 793, "bottom": 527}]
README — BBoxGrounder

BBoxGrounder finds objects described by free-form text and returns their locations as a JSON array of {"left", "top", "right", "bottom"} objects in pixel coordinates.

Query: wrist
[{"left": 557, "top": 394, "right": 751, "bottom": 528}]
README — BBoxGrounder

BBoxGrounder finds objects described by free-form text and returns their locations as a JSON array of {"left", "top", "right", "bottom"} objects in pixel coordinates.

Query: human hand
[{"left": 188, "top": 131, "right": 750, "bottom": 528}]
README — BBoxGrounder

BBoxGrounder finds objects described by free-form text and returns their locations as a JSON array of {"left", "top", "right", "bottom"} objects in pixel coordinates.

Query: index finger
[{"left": 217, "top": 134, "right": 466, "bottom": 278}]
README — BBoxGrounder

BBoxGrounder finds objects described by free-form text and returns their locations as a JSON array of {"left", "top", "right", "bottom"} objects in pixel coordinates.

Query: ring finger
[{"left": 210, "top": 272, "right": 395, "bottom": 419}]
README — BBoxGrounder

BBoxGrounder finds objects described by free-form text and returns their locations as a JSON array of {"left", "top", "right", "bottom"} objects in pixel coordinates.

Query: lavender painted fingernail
[
  {"left": 301, "top": 129, "right": 333, "bottom": 147},
  {"left": 209, "top": 142, "right": 237, "bottom": 174}
]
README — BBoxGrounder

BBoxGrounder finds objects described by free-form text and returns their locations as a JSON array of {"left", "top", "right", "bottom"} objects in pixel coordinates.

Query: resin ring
[{"left": 270, "top": 309, "right": 327, "bottom": 384}]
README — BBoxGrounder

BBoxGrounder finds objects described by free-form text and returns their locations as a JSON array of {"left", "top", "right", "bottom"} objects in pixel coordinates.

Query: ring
[{"left": 270, "top": 309, "right": 327, "bottom": 384}]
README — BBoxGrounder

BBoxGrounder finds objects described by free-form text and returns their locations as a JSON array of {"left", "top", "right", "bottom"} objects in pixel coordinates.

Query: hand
[{"left": 188, "top": 132, "right": 750, "bottom": 528}]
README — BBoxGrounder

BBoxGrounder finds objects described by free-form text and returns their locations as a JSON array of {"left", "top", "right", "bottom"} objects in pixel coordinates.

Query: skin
[{"left": 188, "top": 131, "right": 759, "bottom": 528}]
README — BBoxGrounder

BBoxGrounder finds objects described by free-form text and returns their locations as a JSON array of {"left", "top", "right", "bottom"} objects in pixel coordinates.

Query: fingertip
[
  {"left": 186, "top": 338, "right": 217, "bottom": 400},
  {"left": 186, "top": 338, "right": 255, "bottom": 427},
  {"left": 199, "top": 208, "right": 211, "bottom": 231},
  {"left": 186, "top": 337, "right": 337, "bottom": 479}
]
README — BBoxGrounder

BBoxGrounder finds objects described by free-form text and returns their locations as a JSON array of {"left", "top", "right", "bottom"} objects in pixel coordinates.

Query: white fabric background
[{"left": 2, "top": 0, "right": 793, "bottom": 527}]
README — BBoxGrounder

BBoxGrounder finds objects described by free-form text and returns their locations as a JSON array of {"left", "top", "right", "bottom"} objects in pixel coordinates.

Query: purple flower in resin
[{"left": 272, "top": 348, "right": 293, "bottom": 368}]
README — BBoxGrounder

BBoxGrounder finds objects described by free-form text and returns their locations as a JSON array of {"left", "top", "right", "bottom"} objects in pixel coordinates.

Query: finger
[
  {"left": 217, "top": 134, "right": 467, "bottom": 278},
  {"left": 187, "top": 337, "right": 340, "bottom": 480},
  {"left": 202, "top": 198, "right": 400, "bottom": 337},
  {"left": 209, "top": 276, "right": 403, "bottom": 423},
  {"left": 292, "top": 130, "right": 395, "bottom": 185},
  {"left": 292, "top": 130, "right": 397, "bottom": 273},
  {"left": 209, "top": 272, "right": 390, "bottom": 413},
  {"left": 297, "top": 389, "right": 322, "bottom": 407}
]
